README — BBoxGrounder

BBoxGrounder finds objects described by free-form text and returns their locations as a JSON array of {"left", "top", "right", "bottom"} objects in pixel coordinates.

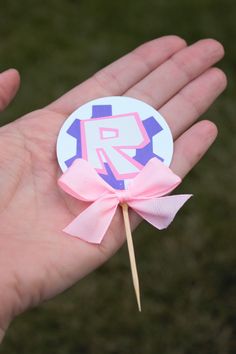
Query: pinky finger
[
  {"left": 0, "top": 69, "right": 20, "bottom": 112},
  {"left": 171, "top": 120, "right": 218, "bottom": 178}
]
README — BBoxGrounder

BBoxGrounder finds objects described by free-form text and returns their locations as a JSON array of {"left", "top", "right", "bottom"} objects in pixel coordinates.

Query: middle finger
[{"left": 125, "top": 39, "right": 224, "bottom": 110}]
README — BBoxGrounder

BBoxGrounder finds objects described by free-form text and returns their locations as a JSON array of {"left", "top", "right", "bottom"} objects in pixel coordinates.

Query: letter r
[{"left": 80, "top": 112, "right": 149, "bottom": 179}]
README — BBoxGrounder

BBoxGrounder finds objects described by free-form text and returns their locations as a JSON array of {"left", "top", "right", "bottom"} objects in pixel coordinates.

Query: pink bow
[{"left": 58, "top": 158, "right": 192, "bottom": 244}]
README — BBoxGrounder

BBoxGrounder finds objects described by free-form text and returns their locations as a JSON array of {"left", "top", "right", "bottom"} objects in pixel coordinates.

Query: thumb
[{"left": 0, "top": 69, "right": 20, "bottom": 112}]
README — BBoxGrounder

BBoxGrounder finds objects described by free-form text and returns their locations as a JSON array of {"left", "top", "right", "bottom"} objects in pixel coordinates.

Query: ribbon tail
[
  {"left": 63, "top": 196, "right": 119, "bottom": 244},
  {"left": 129, "top": 194, "right": 192, "bottom": 230}
]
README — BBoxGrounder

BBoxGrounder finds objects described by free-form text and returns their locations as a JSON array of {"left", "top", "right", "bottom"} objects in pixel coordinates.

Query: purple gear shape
[{"left": 64, "top": 105, "right": 164, "bottom": 189}]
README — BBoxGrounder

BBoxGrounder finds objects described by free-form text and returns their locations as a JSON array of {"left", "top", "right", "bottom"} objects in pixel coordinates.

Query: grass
[{"left": 0, "top": 0, "right": 235, "bottom": 353}]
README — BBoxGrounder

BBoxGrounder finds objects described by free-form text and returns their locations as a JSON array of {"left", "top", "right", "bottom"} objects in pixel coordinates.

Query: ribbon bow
[{"left": 58, "top": 158, "right": 192, "bottom": 244}]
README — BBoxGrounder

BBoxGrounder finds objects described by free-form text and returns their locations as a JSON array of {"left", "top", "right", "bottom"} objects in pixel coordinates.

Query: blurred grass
[{"left": 0, "top": 0, "right": 235, "bottom": 353}]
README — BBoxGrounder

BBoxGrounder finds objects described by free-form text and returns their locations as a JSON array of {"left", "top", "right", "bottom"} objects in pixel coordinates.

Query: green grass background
[{"left": 0, "top": 0, "right": 235, "bottom": 353}]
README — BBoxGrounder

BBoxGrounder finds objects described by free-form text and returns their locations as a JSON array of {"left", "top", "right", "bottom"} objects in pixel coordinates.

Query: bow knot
[
  {"left": 58, "top": 158, "right": 192, "bottom": 244},
  {"left": 115, "top": 189, "right": 131, "bottom": 203}
]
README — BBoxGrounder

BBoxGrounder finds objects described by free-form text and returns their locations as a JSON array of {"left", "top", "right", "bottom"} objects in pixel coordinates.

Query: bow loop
[
  {"left": 129, "top": 158, "right": 181, "bottom": 199},
  {"left": 58, "top": 159, "right": 113, "bottom": 201}
]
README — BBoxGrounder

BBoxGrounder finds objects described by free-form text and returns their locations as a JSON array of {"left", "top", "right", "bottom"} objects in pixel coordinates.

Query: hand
[{"left": 0, "top": 36, "right": 226, "bottom": 339}]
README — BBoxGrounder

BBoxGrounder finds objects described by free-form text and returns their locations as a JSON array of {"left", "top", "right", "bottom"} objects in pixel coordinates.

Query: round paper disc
[{"left": 57, "top": 96, "right": 173, "bottom": 190}]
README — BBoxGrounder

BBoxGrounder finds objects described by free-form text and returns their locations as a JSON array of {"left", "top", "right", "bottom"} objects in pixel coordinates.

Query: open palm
[{"left": 0, "top": 36, "right": 226, "bottom": 336}]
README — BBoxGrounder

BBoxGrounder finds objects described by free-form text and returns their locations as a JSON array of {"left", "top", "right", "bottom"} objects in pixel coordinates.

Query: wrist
[
  {"left": 0, "top": 307, "right": 11, "bottom": 344},
  {"left": 0, "top": 284, "right": 17, "bottom": 343},
  {"left": 0, "top": 327, "right": 6, "bottom": 343},
  {"left": 0, "top": 305, "right": 12, "bottom": 344}
]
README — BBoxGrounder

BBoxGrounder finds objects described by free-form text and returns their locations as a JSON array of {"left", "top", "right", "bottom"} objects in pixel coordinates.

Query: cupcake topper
[{"left": 57, "top": 96, "right": 191, "bottom": 310}]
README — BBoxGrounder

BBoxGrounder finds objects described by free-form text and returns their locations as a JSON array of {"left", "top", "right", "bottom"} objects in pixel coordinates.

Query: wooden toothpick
[{"left": 121, "top": 203, "right": 141, "bottom": 312}]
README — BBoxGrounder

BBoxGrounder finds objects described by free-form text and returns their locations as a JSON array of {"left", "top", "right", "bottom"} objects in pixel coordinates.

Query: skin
[{"left": 0, "top": 36, "right": 227, "bottom": 342}]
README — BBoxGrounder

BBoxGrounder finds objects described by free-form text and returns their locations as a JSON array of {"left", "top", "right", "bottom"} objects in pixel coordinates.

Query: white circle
[{"left": 57, "top": 96, "right": 173, "bottom": 189}]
